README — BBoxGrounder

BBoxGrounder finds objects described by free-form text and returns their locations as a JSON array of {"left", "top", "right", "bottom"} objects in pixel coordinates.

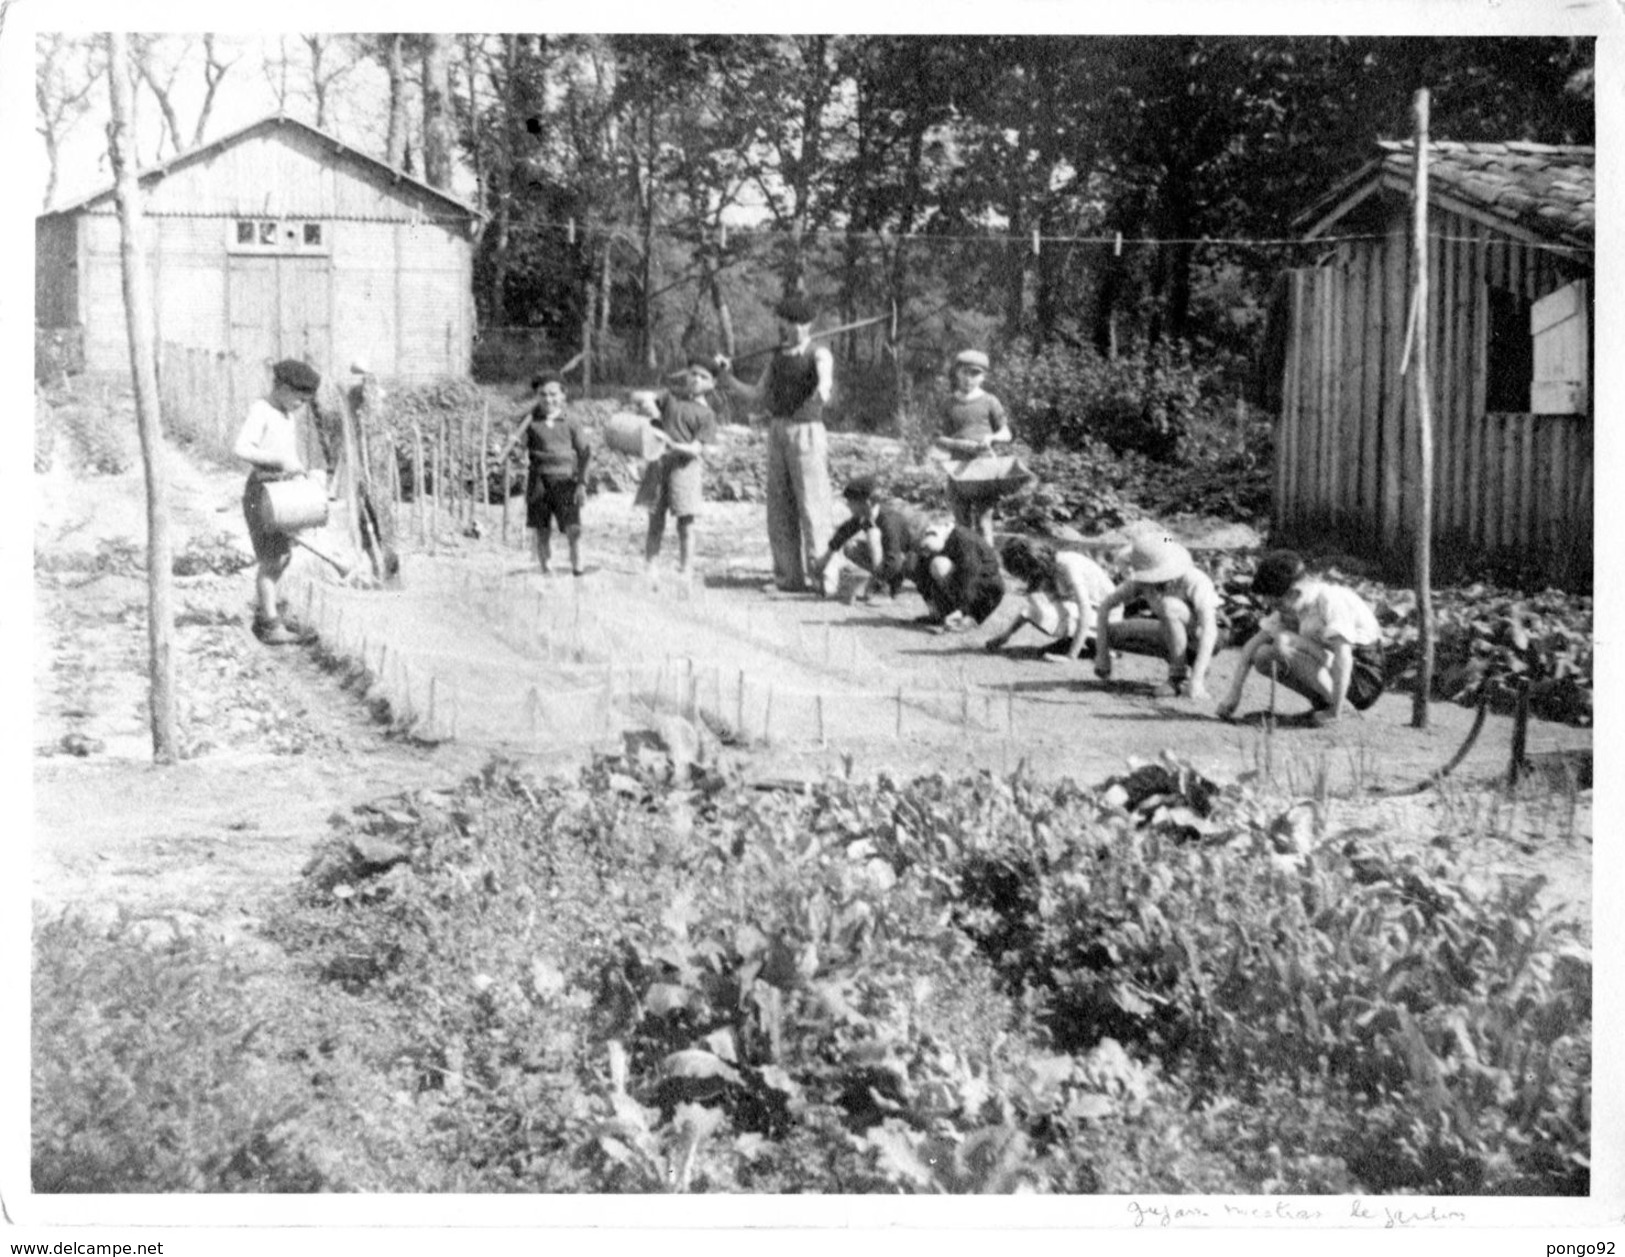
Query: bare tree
[
  {"left": 384, "top": 33, "right": 409, "bottom": 168},
  {"left": 104, "top": 31, "right": 177, "bottom": 763},
  {"left": 302, "top": 33, "right": 358, "bottom": 130},
  {"left": 192, "top": 35, "right": 241, "bottom": 146},
  {"left": 263, "top": 34, "right": 293, "bottom": 114},
  {"left": 421, "top": 33, "right": 453, "bottom": 188},
  {"left": 130, "top": 35, "right": 186, "bottom": 158},
  {"left": 36, "top": 33, "right": 101, "bottom": 208}
]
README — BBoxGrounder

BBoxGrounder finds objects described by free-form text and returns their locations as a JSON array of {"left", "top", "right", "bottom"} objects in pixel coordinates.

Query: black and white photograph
[{"left": 4, "top": 3, "right": 1619, "bottom": 1253}]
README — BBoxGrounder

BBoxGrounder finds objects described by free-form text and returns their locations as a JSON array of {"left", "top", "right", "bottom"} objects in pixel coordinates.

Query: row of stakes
[{"left": 296, "top": 554, "right": 1043, "bottom": 753}]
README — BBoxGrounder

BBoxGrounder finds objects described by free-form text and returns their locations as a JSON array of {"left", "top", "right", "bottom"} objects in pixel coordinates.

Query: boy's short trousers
[
  {"left": 242, "top": 478, "right": 292, "bottom": 566},
  {"left": 1346, "top": 642, "right": 1385, "bottom": 710},
  {"left": 635, "top": 454, "right": 703, "bottom": 519},
  {"left": 527, "top": 473, "right": 580, "bottom": 532}
]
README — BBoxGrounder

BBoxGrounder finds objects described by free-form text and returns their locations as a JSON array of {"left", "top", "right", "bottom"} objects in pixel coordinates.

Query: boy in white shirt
[
  {"left": 1217, "top": 549, "right": 1386, "bottom": 727},
  {"left": 234, "top": 359, "right": 321, "bottom": 645}
]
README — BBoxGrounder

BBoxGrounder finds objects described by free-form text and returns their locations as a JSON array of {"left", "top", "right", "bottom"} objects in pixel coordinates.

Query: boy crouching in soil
[
  {"left": 636, "top": 356, "right": 720, "bottom": 586},
  {"left": 234, "top": 358, "right": 321, "bottom": 645},
  {"left": 1093, "top": 530, "right": 1221, "bottom": 699},
  {"left": 811, "top": 475, "right": 927, "bottom": 601},
  {"left": 913, "top": 522, "right": 1007, "bottom": 632},
  {"left": 1217, "top": 549, "right": 1386, "bottom": 728}
]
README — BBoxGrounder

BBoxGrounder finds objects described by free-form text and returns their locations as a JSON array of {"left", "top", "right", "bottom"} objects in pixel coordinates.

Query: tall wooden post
[
  {"left": 1410, "top": 89, "right": 1436, "bottom": 730},
  {"left": 106, "top": 32, "right": 177, "bottom": 763},
  {"left": 582, "top": 282, "right": 596, "bottom": 398}
]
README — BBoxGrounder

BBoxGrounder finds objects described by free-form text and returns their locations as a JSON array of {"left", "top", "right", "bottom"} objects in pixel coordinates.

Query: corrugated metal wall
[{"left": 1276, "top": 208, "right": 1592, "bottom": 587}]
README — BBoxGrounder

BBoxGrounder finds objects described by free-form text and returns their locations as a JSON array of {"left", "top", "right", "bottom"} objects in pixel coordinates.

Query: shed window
[
  {"left": 1486, "top": 288, "right": 1532, "bottom": 412},
  {"left": 228, "top": 219, "right": 330, "bottom": 255}
]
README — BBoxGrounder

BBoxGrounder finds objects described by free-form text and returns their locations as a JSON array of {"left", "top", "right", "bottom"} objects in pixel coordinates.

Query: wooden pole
[
  {"left": 105, "top": 32, "right": 177, "bottom": 762},
  {"left": 816, "top": 693, "right": 826, "bottom": 747},
  {"left": 895, "top": 685, "right": 904, "bottom": 738},
  {"left": 480, "top": 399, "right": 491, "bottom": 539},
  {"left": 412, "top": 423, "right": 425, "bottom": 544},
  {"left": 736, "top": 669, "right": 746, "bottom": 735},
  {"left": 1411, "top": 89, "right": 1436, "bottom": 730}
]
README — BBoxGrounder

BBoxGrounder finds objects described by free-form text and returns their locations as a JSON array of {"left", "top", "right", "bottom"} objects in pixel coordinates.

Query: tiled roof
[
  {"left": 1302, "top": 141, "right": 1593, "bottom": 248},
  {"left": 1377, "top": 140, "right": 1593, "bottom": 245}
]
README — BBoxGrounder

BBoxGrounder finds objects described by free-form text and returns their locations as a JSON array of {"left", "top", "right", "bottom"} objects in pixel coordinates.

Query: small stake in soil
[{"left": 895, "top": 685, "right": 904, "bottom": 739}]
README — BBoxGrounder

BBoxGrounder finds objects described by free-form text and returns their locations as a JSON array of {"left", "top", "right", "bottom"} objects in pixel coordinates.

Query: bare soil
[{"left": 31, "top": 398, "right": 1593, "bottom": 948}]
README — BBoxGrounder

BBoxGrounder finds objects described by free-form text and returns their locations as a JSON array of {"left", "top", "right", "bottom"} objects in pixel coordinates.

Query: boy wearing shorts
[
  {"left": 1217, "top": 550, "right": 1386, "bottom": 727},
  {"left": 234, "top": 358, "right": 321, "bottom": 645},
  {"left": 519, "top": 375, "right": 591, "bottom": 577},
  {"left": 811, "top": 475, "right": 927, "bottom": 601},
  {"left": 1093, "top": 530, "right": 1221, "bottom": 699},
  {"left": 636, "top": 357, "right": 719, "bottom": 585}
]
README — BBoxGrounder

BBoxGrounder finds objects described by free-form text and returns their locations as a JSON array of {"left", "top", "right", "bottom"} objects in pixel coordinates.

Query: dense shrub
[
  {"left": 243, "top": 747, "right": 1591, "bottom": 1194},
  {"left": 998, "top": 338, "right": 1217, "bottom": 461},
  {"left": 31, "top": 915, "right": 438, "bottom": 1192}
]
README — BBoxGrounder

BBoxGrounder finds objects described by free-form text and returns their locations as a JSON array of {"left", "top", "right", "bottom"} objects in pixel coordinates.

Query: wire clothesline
[{"left": 512, "top": 212, "right": 1594, "bottom": 255}]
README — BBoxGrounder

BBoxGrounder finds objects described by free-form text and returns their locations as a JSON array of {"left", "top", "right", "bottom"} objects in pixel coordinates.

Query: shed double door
[{"left": 227, "top": 255, "right": 332, "bottom": 420}]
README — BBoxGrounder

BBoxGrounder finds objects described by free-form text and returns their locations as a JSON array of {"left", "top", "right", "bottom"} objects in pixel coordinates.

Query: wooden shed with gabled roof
[
  {"left": 35, "top": 113, "right": 483, "bottom": 412},
  {"left": 1276, "top": 140, "right": 1593, "bottom": 589}
]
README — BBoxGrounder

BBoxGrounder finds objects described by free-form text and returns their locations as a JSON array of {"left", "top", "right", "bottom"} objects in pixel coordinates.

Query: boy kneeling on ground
[
  {"left": 234, "top": 358, "right": 321, "bottom": 646},
  {"left": 810, "top": 475, "right": 927, "bottom": 601},
  {"left": 1217, "top": 549, "right": 1386, "bottom": 728}
]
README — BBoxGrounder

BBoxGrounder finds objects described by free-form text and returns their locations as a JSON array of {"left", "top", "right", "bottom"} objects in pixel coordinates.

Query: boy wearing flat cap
[
  {"left": 811, "top": 474, "right": 927, "bottom": 601},
  {"left": 234, "top": 358, "right": 321, "bottom": 645},
  {"left": 934, "top": 348, "right": 1013, "bottom": 546},
  {"left": 714, "top": 293, "right": 835, "bottom": 593}
]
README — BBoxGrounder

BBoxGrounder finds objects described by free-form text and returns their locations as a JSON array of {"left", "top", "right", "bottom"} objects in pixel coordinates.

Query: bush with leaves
[
  {"left": 31, "top": 914, "right": 440, "bottom": 1192},
  {"left": 252, "top": 741, "right": 1590, "bottom": 1195}
]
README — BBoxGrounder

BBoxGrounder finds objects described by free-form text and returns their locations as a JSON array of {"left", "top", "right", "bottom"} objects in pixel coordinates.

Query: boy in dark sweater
[
  {"left": 914, "top": 522, "right": 1007, "bottom": 631},
  {"left": 516, "top": 374, "right": 591, "bottom": 576},
  {"left": 811, "top": 475, "right": 926, "bottom": 601}
]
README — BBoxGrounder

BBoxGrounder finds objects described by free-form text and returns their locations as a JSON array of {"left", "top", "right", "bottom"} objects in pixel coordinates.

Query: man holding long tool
[{"left": 714, "top": 294, "right": 835, "bottom": 594}]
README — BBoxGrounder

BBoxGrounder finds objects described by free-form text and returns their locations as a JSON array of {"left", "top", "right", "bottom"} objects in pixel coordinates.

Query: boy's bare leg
[
  {"left": 533, "top": 528, "right": 553, "bottom": 574},
  {"left": 566, "top": 526, "right": 583, "bottom": 575},
  {"left": 676, "top": 516, "right": 695, "bottom": 578}
]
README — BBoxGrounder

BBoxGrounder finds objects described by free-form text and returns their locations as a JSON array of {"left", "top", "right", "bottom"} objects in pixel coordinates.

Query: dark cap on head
[
  {"left": 774, "top": 294, "right": 816, "bottom": 325},
  {"left": 272, "top": 359, "right": 321, "bottom": 392},
  {"left": 1251, "top": 549, "right": 1307, "bottom": 598},
  {"left": 530, "top": 372, "right": 564, "bottom": 392},
  {"left": 842, "top": 474, "right": 879, "bottom": 502},
  {"left": 685, "top": 353, "right": 717, "bottom": 376}
]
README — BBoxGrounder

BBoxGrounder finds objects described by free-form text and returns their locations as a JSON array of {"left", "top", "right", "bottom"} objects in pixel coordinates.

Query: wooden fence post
[{"left": 1410, "top": 87, "right": 1437, "bottom": 730}]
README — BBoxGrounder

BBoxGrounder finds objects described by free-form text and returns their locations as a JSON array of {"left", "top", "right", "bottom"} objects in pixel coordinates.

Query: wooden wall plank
[
  {"left": 1359, "top": 243, "right": 1383, "bottom": 527},
  {"left": 1381, "top": 221, "right": 1407, "bottom": 548},
  {"left": 1339, "top": 248, "right": 1363, "bottom": 525}
]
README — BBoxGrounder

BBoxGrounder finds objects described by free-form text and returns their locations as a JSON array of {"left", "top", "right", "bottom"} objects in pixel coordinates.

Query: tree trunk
[
  {"left": 422, "top": 35, "right": 452, "bottom": 188},
  {"left": 385, "top": 34, "right": 408, "bottom": 169},
  {"left": 106, "top": 31, "right": 177, "bottom": 764}
]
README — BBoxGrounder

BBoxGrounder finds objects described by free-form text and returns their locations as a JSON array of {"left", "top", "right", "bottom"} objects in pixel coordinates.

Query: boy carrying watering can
[{"left": 234, "top": 358, "right": 321, "bottom": 646}]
